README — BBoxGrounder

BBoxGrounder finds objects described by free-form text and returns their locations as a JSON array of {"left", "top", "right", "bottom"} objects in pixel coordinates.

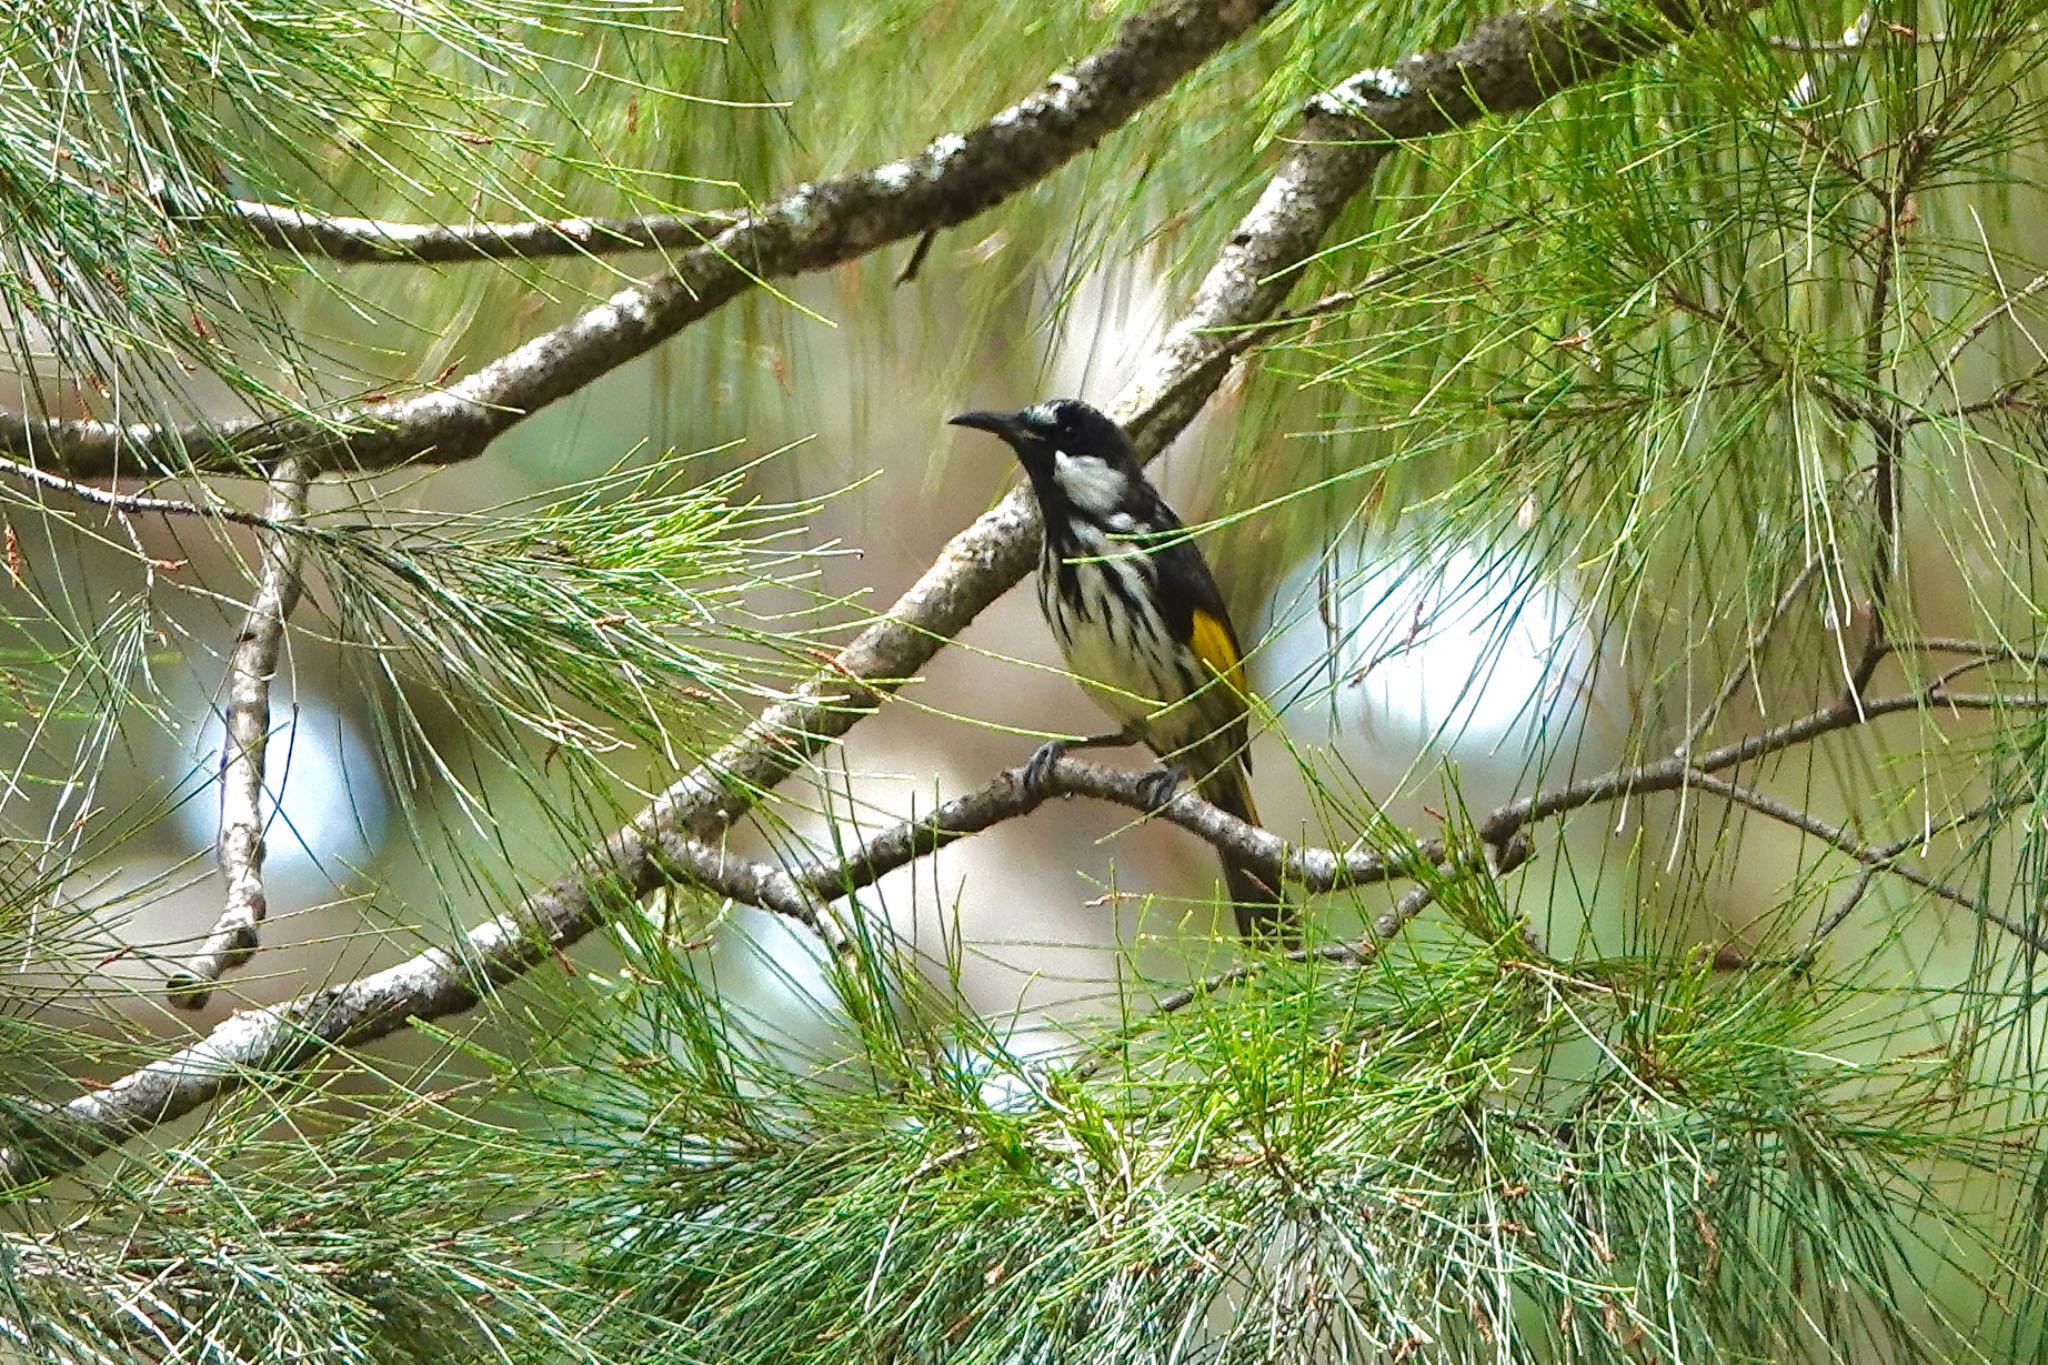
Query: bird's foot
[
  {"left": 1023, "top": 739, "right": 1067, "bottom": 796},
  {"left": 1024, "top": 728, "right": 1143, "bottom": 797},
  {"left": 1140, "top": 763, "right": 1185, "bottom": 812}
]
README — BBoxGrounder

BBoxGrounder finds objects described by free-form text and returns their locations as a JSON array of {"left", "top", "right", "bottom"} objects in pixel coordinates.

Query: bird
[{"left": 949, "top": 397, "right": 1288, "bottom": 939}]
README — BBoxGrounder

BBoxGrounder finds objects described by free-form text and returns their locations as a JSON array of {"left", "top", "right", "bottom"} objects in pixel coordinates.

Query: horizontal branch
[
  {"left": 686, "top": 679, "right": 2035, "bottom": 946},
  {"left": 4, "top": 0, "right": 1283, "bottom": 478},
  {"left": 785, "top": 755, "right": 1428, "bottom": 902},
  {"left": 222, "top": 198, "right": 738, "bottom": 265},
  {"left": 0, "top": 455, "right": 274, "bottom": 529}
]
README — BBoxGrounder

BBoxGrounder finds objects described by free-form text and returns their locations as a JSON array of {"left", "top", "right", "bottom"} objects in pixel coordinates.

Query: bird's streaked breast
[{"left": 1039, "top": 528, "right": 1205, "bottom": 743}]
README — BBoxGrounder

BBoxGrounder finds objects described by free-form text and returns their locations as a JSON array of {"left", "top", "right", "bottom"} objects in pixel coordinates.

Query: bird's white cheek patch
[{"left": 1052, "top": 450, "right": 1125, "bottom": 515}]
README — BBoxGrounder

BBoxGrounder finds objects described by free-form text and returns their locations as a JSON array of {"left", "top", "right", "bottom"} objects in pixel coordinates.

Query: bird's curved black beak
[{"left": 947, "top": 409, "right": 1027, "bottom": 445}]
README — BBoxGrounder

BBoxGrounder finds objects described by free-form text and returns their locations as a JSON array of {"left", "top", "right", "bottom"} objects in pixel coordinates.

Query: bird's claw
[
  {"left": 1140, "top": 764, "right": 1184, "bottom": 812},
  {"left": 1023, "top": 739, "right": 1067, "bottom": 796}
]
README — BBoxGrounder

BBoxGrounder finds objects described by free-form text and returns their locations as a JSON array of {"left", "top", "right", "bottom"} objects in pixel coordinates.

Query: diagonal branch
[
  {"left": 1803, "top": 802, "right": 1995, "bottom": 951},
  {"left": 167, "top": 461, "right": 312, "bottom": 1010},
  {"left": 0, "top": 0, "right": 1286, "bottom": 479},
  {"left": 0, "top": 0, "right": 1767, "bottom": 1188},
  {"left": 1680, "top": 772, "right": 2039, "bottom": 949},
  {"left": 1681, "top": 556, "right": 1823, "bottom": 752}
]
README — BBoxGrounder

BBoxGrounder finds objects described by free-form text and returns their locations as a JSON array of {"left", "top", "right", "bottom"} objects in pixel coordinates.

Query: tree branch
[
  {"left": 0, "top": 0, "right": 1767, "bottom": 1187},
  {"left": 218, "top": 198, "right": 739, "bottom": 265},
  {"left": 11, "top": 656, "right": 2034, "bottom": 1187},
  {"left": 1802, "top": 802, "right": 1995, "bottom": 951},
  {"left": 0, "top": 0, "right": 1285, "bottom": 478},
  {"left": 1681, "top": 556, "right": 1823, "bottom": 753},
  {"left": 758, "top": 678, "right": 2038, "bottom": 942},
  {"left": 788, "top": 755, "right": 1428, "bottom": 901},
  {"left": 1919, "top": 266, "right": 2048, "bottom": 406},
  {"left": 167, "top": 462, "right": 312, "bottom": 1010},
  {"left": 1680, "top": 771, "right": 2041, "bottom": 949},
  {"left": 0, "top": 455, "right": 276, "bottom": 529}
]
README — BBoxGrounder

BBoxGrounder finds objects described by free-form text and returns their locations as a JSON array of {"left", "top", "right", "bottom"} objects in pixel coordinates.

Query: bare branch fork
[
  {"left": 0, "top": 0, "right": 1770, "bottom": 1187},
  {"left": 166, "top": 461, "right": 311, "bottom": 1010}
]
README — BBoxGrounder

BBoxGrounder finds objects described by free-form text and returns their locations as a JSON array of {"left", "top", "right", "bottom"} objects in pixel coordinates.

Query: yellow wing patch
[{"left": 1188, "top": 608, "right": 1249, "bottom": 698}]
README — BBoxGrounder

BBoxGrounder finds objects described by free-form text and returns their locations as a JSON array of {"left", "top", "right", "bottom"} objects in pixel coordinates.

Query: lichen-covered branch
[
  {"left": 1, "top": 0, "right": 1284, "bottom": 478},
  {"left": 167, "top": 461, "right": 311, "bottom": 1010}
]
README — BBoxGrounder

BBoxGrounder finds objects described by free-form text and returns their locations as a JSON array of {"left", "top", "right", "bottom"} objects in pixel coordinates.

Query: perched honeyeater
[{"left": 949, "top": 398, "right": 1288, "bottom": 939}]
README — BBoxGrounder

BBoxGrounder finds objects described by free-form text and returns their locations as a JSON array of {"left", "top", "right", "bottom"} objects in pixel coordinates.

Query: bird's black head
[{"left": 949, "top": 398, "right": 1141, "bottom": 516}]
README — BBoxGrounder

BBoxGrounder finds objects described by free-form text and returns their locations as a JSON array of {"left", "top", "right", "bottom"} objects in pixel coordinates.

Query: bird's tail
[{"left": 1198, "top": 763, "right": 1293, "bottom": 943}]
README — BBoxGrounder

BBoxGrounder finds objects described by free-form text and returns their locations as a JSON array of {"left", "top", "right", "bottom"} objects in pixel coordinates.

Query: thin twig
[
  {"left": 1918, "top": 266, "right": 2048, "bottom": 406},
  {"left": 0, "top": 454, "right": 276, "bottom": 529},
  {"left": 894, "top": 229, "right": 939, "bottom": 286},
  {"left": 218, "top": 198, "right": 736, "bottom": 264},
  {"left": 1682, "top": 771, "right": 2042, "bottom": 950},
  {"left": 1681, "top": 557, "right": 1823, "bottom": 753},
  {"left": 168, "top": 461, "right": 311, "bottom": 1009},
  {"left": 1895, "top": 635, "right": 2048, "bottom": 660},
  {"left": 1915, "top": 357, "right": 2048, "bottom": 427},
  {"left": 1803, "top": 802, "right": 1995, "bottom": 952},
  {"left": 1487, "top": 678, "right": 2038, "bottom": 844}
]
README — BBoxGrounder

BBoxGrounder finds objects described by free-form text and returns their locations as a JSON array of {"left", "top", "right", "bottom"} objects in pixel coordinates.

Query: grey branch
[
  {"left": 1805, "top": 803, "right": 1995, "bottom": 950},
  {"left": 222, "top": 198, "right": 739, "bottom": 264},
  {"left": 688, "top": 674, "right": 2037, "bottom": 947},
  {"left": 786, "top": 755, "right": 1427, "bottom": 903},
  {"left": 0, "top": 0, "right": 1285, "bottom": 478},
  {"left": 1681, "top": 557, "right": 1824, "bottom": 753},
  {"left": 0, "top": 0, "right": 1762, "bottom": 1187},
  {"left": 603, "top": 755, "right": 1434, "bottom": 940},
  {"left": 6, "top": 667, "right": 2031, "bottom": 1186},
  {"left": 1682, "top": 772, "right": 2043, "bottom": 951},
  {"left": 168, "top": 461, "right": 312, "bottom": 1010},
  {"left": 0, "top": 455, "right": 277, "bottom": 529}
]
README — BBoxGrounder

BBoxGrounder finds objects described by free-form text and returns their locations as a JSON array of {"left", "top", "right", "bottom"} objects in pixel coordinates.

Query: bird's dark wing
[{"left": 1131, "top": 489, "right": 1255, "bottom": 770}]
